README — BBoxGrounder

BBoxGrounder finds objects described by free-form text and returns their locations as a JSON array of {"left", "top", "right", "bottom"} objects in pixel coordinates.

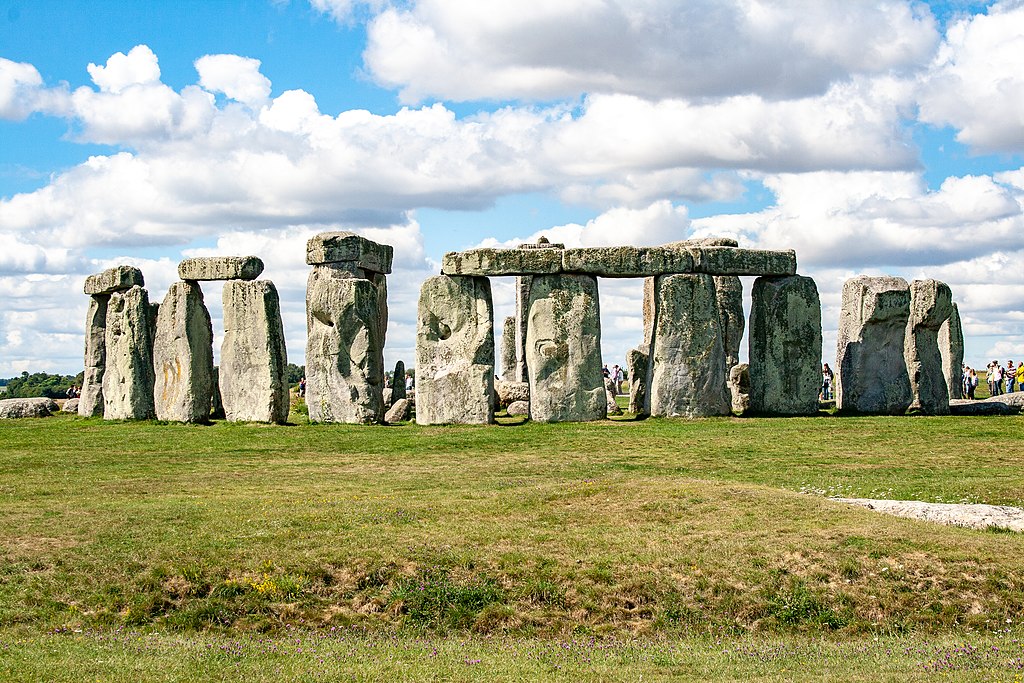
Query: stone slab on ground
[
  {"left": 178, "top": 256, "right": 264, "bottom": 281},
  {"left": 949, "top": 398, "right": 1021, "bottom": 415},
  {"left": 306, "top": 232, "right": 394, "bottom": 273},
  {"left": 833, "top": 498, "right": 1024, "bottom": 532},
  {"left": 0, "top": 397, "right": 58, "bottom": 418},
  {"left": 505, "top": 400, "right": 529, "bottom": 417},
  {"left": 84, "top": 265, "right": 144, "bottom": 295},
  {"left": 494, "top": 379, "right": 529, "bottom": 407}
]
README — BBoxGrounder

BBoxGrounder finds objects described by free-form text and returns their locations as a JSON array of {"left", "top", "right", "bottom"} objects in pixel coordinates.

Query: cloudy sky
[{"left": 1, "top": 0, "right": 1022, "bottom": 377}]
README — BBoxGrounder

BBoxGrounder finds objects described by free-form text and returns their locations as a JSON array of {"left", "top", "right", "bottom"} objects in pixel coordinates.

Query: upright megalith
[
  {"left": 153, "top": 281, "right": 214, "bottom": 422},
  {"left": 500, "top": 315, "right": 517, "bottom": 382},
  {"left": 305, "top": 232, "right": 392, "bottom": 424},
  {"left": 513, "top": 238, "right": 564, "bottom": 384},
  {"left": 391, "top": 360, "right": 407, "bottom": 406},
  {"left": 416, "top": 275, "right": 495, "bottom": 425},
  {"left": 627, "top": 347, "right": 648, "bottom": 415},
  {"left": 306, "top": 265, "right": 385, "bottom": 424},
  {"left": 939, "top": 303, "right": 965, "bottom": 400},
  {"left": 748, "top": 275, "right": 822, "bottom": 415},
  {"left": 220, "top": 280, "right": 289, "bottom": 423},
  {"left": 79, "top": 295, "right": 108, "bottom": 417},
  {"left": 645, "top": 274, "right": 730, "bottom": 418},
  {"left": 526, "top": 274, "right": 605, "bottom": 422},
  {"left": 715, "top": 275, "right": 744, "bottom": 376},
  {"left": 905, "top": 279, "right": 953, "bottom": 414},
  {"left": 835, "top": 276, "right": 912, "bottom": 414},
  {"left": 102, "top": 285, "right": 156, "bottom": 420}
]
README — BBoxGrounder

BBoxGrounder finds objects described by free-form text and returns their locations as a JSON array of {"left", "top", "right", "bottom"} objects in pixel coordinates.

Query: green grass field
[{"left": 2, "top": 409, "right": 1023, "bottom": 680}]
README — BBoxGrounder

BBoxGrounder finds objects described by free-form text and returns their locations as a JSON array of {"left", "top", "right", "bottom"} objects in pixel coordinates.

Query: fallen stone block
[
  {"left": 84, "top": 265, "right": 145, "bottom": 295},
  {"left": 949, "top": 399, "right": 1018, "bottom": 415},
  {"left": 306, "top": 231, "right": 393, "bottom": 274},
  {"left": 385, "top": 397, "right": 411, "bottom": 423},
  {"left": 178, "top": 256, "right": 264, "bottom": 281},
  {"left": 0, "top": 397, "right": 58, "bottom": 418},
  {"left": 495, "top": 379, "right": 529, "bottom": 407},
  {"left": 62, "top": 398, "right": 80, "bottom": 413},
  {"left": 505, "top": 400, "right": 529, "bottom": 417}
]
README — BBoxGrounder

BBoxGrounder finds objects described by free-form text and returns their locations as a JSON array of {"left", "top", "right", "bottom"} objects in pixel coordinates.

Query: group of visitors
[
  {"left": 602, "top": 364, "right": 625, "bottom": 395},
  {"left": 64, "top": 385, "right": 81, "bottom": 399},
  {"left": 971, "top": 360, "right": 1023, "bottom": 398}
]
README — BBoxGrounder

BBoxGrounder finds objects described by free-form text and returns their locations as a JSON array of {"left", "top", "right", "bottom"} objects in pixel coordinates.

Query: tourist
[
  {"left": 1016, "top": 363, "right": 1024, "bottom": 394},
  {"left": 962, "top": 365, "right": 970, "bottom": 398},
  {"left": 405, "top": 373, "right": 414, "bottom": 391},
  {"left": 1007, "top": 360, "right": 1017, "bottom": 393},
  {"left": 298, "top": 377, "right": 306, "bottom": 397},
  {"left": 993, "top": 361, "right": 1004, "bottom": 396},
  {"left": 602, "top": 364, "right": 610, "bottom": 379},
  {"left": 821, "top": 363, "right": 834, "bottom": 400},
  {"left": 966, "top": 368, "right": 978, "bottom": 399},
  {"left": 611, "top": 364, "right": 623, "bottom": 394}
]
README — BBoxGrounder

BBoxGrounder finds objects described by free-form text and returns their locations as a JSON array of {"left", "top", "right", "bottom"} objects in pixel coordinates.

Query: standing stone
[
  {"left": 221, "top": 280, "right": 289, "bottom": 424},
  {"left": 905, "top": 279, "right": 953, "bottom": 414},
  {"left": 645, "top": 274, "right": 730, "bottom": 418},
  {"left": 391, "top": 360, "right": 407, "bottom": 406},
  {"left": 210, "top": 366, "right": 225, "bottom": 419},
  {"left": 500, "top": 315, "right": 517, "bottom": 381},
  {"left": 835, "top": 276, "right": 912, "bottom": 414},
  {"left": 416, "top": 275, "right": 495, "bottom": 425},
  {"left": 79, "top": 295, "right": 108, "bottom": 417},
  {"left": 627, "top": 347, "right": 648, "bottom": 415},
  {"left": 605, "top": 377, "right": 623, "bottom": 416},
  {"left": 715, "top": 276, "right": 744, "bottom": 376},
  {"left": 729, "top": 363, "right": 750, "bottom": 415},
  {"left": 939, "top": 303, "right": 965, "bottom": 400},
  {"left": 748, "top": 275, "right": 822, "bottom": 415},
  {"left": 526, "top": 274, "right": 605, "bottom": 423},
  {"left": 306, "top": 265, "right": 384, "bottom": 424},
  {"left": 102, "top": 285, "right": 156, "bottom": 420},
  {"left": 153, "top": 281, "right": 214, "bottom": 423},
  {"left": 514, "top": 238, "right": 564, "bottom": 384}
]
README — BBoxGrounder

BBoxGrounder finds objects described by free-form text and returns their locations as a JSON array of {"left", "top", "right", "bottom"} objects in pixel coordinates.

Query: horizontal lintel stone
[
  {"left": 84, "top": 265, "right": 144, "bottom": 295},
  {"left": 689, "top": 247, "right": 796, "bottom": 276},
  {"left": 561, "top": 246, "right": 695, "bottom": 277},
  {"left": 178, "top": 256, "right": 264, "bottom": 281},
  {"left": 306, "top": 231, "right": 393, "bottom": 273},
  {"left": 441, "top": 247, "right": 562, "bottom": 276}
]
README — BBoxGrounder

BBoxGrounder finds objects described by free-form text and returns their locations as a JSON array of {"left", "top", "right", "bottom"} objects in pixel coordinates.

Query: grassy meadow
[{"left": 1, "top": 406, "right": 1023, "bottom": 680}]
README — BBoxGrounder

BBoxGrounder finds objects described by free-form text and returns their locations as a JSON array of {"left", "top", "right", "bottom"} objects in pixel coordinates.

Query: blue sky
[{"left": 1, "top": 0, "right": 1022, "bottom": 376}]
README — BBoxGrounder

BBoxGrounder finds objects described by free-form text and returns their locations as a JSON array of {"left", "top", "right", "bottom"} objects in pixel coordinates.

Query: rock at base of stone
[
  {"left": 605, "top": 378, "right": 623, "bottom": 416},
  {"left": 391, "top": 360, "right": 407, "bottom": 406},
  {"left": 495, "top": 380, "right": 529, "bottom": 408},
  {"left": 627, "top": 347, "right": 648, "bottom": 415},
  {"left": 0, "top": 397, "right": 58, "bottom": 418},
  {"left": 714, "top": 276, "right": 744, "bottom": 376},
  {"left": 500, "top": 315, "right": 517, "bottom": 381},
  {"left": 153, "top": 281, "right": 215, "bottom": 423},
  {"left": 178, "top": 256, "right": 264, "bottom": 281},
  {"left": 748, "top": 275, "right": 822, "bottom": 416},
  {"left": 904, "top": 279, "right": 953, "bottom": 415},
  {"left": 729, "top": 363, "right": 750, "bottom": 415},
  {"left": 506, "top": 400, "right": 529, "bottom": 417},
  {"left": 526, "top": 274, "right": 606, "bottom": 423},
  {"left": 416, "top": 275, "right": 495, "bottom": 425},
  {"left": 835, "top": 276, "right": 913, "bottom": 415},
  {"left": 62, "top": 398, "right": 80, "bottom": 413},
  {"left": 646, "top": 274, "right": 731, "bottom": 418},
  {"left": 220, "top": 280, "right": 289, "bottom": 424},
  {"left": 306, "top": 266, "right": 385, "bottom": 424},
  {"left": 79, "top": 295, "right": 108, "bottom": 417},
  {"left": 102, "top": 286, "right": 156, "bottom": 420},
  {"left": 939, "top": 303, "right": 965, "bottom": 400},
  {"left": 84, "top": 265, "right": 144, "bottom": 295},
  {"left": 385, "top": 398, "right": 411, "bottom": 423}
]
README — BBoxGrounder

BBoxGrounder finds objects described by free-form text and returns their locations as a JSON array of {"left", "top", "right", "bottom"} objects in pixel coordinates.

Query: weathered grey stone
[
  {"left": 382, "top": 387, "right": 393, "bottom": 407},
  {"left": 835, "top": 276, "right": 912, "bottom": 414},
  {"left": 416, "top": 275, "right": 495, "bottom": 425},
  {"left": 514, "top": 276, "right": 532, "bottom": 383},
  {"left": 178, "top": 256, "right": 264, "bottom": 281},
  {"left": 506, "top": 400, "right": 530, "bottom": 417},
  {"left": 939, "top": 302, "right": 965, "bottom": 400},
  {"left": 983, "top": 392, "right": 1024, "bottom": 408},
  {"left": 79, "top": 295, "right": 108, "bottom": 417},
  {"left": 153, "top": 281, "right": 214, "bottom": 423},
  {"left": 368, "top": 271, "right": 389, "bottom": 350},
  {"left": 672, "top": 237, "right": 740, "bottom": 248},
  {"left": 306, "top": 231, "right": 394, "bottom": 273},
  {"left": 605, "top": 377, "right": 623, "bottom": 416},
  {"left": 495, "top": 379, "right": 529, "bottom": 407},
  {"left": 306, "top": 265, "right": 384, "bottom": 424},
  {"left": 102, "top": 285, "right": 156, "bottom": 420},
  {"left": 0, "top": 397, "right": 58, "bottom": 418},
  {"left": 645, "top": 274, "right": 731, "bottom": 418},
  {"left": 442, "top": 247, "right": 563, "bottom": 276},
  {"left": 949, "top": 399, "right": 1019, "bottom": 415},
  {"left": 689, "top": 247, "right": 797, "bottom": 276},
  {"left": 385, "top": 397, "right": 411, "bottom": 423},
  {"left": 221, "top": 280, "right": 289, "bottom": 424},
  {"left": 210, "top": 367, "right": 224, "bottom": 419},
  {"left": 728, "top": 363, "right": 750, "bottom": 415},
  {"left": 62, "top": 398, "right": 80, "bottom": 413},
  {"left": 905, "top": 279, "right": 953, "bottom": 415},
  {"left": 84, "top": 265, "right": 144, "bottom": 295},
  {"left": 627, "top": 347, "right": 648, "bottom": 415},
  {"left": 391, "top": 360, "right": 407, "bottom": 406},
  {"left": 714, "top": 276, "right": 744, "bottom": 375},
  {"left": 748, "top": 275, "right": 822, "bottom": 415},
  {"left": 560, "top": 246, "right": 693, "bottom": 277},
  {"left": 526, "top": 274, "right": 605, "bottom": 422},
  {"left": 500, "top": 315, "right": 517, "bottom": 381}
]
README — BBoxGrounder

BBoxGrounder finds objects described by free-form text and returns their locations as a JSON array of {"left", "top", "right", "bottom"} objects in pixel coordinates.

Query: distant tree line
[{"left": 0, "top": 371, "right": 84, "bottom": 399}]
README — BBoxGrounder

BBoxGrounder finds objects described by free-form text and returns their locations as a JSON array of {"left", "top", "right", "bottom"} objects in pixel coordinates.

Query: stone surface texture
[
  {"left": 495, "top": 380, "right": 529, "bottom": 407},
  {"left": 178, "top": 256, "right": 264, "bottom": 281},
  {"left": 645, "top": 274, "right": 731, "bottom": 418},
  {"left": 905, "top": 279, "right": 953, "bottom": 415},
  {"left": 938, "top": 302, "right": 965, "bottom": 400},
  {"left": 220, "top": 280, "right": 289, "bottom": 424},
  {"left": 729, "top": 363, "right": 750, "bottom": 415},
  {"left": 0, "top": 397, "right": 58, "bottom": 418},
  {"left": 506, "top": 400, "right": 529, "bottom": 417},
  {"left": 390, "top": 360, "right": 406, "bottom": 406},
  {"left": 605, "top": 377, "right": 623, "bottom": 416},
  {"left": 306, "top": 231, "right": 393, "bottom": 273},
  {"left": 500, "top": 315, "right": 517, "bottom": 381},
  {"left": 210, "top": 367, "right": 225, "bottom": 419},
  {"left": 62, "top": 398, "right": 80, "bottom": 413},
  {"left": 560, "top": 246, "right": 693, "bottom": 277},
  {"left": 385, "top": 398, "right": 411, "bottom": 423},
  {"left": 416, "top": 275, "right": 495, "bottom": 425},
  {"left": 442, "top": 247, "right": 562, "bottom": 276},
  {"left": 689, "top": 247, "right": 797, "bottom": 276},
  {"left": 102, "top": 286, "right": 156, "bottom": 420},
  {"left": 153, "top": 281, "right": 215, "bottom": 422},
  {"left": 627, "top": 347, "right": 648, "bottom": 415},
  {"left": 748, "top": 275, "right": 822, "bottom": 415},
  {"left": 526, "top": 274, "right": 606, "bottom": 422},
  {"left": 949, "top": 399, "right": 1019, "bottom": 415},
  {"left": 79, "top": 295, "right": 108, "bottom": 417},
  {"left": 84, "top": 265, "right": 144, "bottom": 295},
  {"left": 714, "top": 275, "right": 744, "bottom": 376},
  {"left": 835, "top": 276, "right": 913, "bottom": 414},
  {"left": 833, "top": 498, "right": 1024, "bottom": 532}
]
